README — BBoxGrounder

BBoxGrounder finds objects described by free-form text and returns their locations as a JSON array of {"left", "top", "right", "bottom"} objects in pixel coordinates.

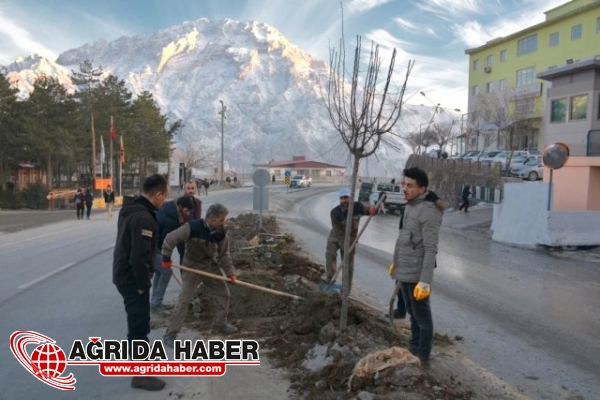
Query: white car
[
  {"left": 509, "top": 159, "right": 544, "bottom": 181},
  {"left": 289, "top": 175, "right": 312, "bottom": 188}
]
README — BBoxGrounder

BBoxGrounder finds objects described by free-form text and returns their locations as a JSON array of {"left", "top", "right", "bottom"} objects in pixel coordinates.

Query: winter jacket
[
  {"left": 329, "top": 201, "right": 370, "bottom": 244},
  {"left": 462, "top": 186, "right": 471, "bottom": 198},
  {"left": 74, "top": 192, "right": 84, "bottom": 207},
  {"left": 161, "top": 219, "right": 234, "bottom": 276},
  {"left": 181, "top": 196, "right": 202, "bottom": 223},
  {"left": 84, "top": 192, "right": 93, "bottom": 205},
  {"left": 112, "top": 195, "right": 158, "bottom": 292},
  {"left": 104, "top": 190, "right": 115, "bottom": 204},
  {"left": 392, "top": 192, "right": 444, "bottom": 284},
  {"left": 157, "top": 200, "right": 185, "bottom": 257}
]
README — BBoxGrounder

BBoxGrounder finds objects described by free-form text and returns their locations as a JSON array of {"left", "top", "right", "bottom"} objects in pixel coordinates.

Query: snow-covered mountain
[{"left": 2, "top": 18, "right": 456, "bottom": 177}]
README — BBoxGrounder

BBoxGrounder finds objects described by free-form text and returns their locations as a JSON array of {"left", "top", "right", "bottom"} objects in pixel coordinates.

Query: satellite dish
[{"left": 542, "top": 142, "right": 569, "bottom": 170}]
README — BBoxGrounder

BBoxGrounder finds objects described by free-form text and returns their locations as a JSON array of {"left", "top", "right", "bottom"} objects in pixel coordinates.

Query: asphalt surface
[{"left": 1, "top": 185, "right": 599, "bottom": 399}]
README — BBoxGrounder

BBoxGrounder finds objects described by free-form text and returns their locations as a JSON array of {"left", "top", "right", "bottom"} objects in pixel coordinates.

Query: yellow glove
[
  {"left": 388, "top": 263, "right": 394, "bottom": 276},
  {"left": 413, "top": 282, "right": 431, "bottom": 301}
]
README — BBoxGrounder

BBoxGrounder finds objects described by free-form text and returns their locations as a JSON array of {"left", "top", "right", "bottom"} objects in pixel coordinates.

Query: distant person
[
  {"left": 161, "top": 203, "right": 238, "bottom": 343},
  {"left": 203, "top": 179, "right": 210, "bottom": 195},
  {"left": 272, "top": 174, "right": 276, "bottom": 185},
  {"left": 325, "top": 188, "right": 376, "bottom": 292},
  {"left": 112, "top": 174, "right": 169, "bottom": 391},
  {"left": 151, "top": 196, "right": 194, "bottom": 312},
  {"left": 84, "top": 188, "right": 94, "bottom": 220},
  {"left": 74, "top": 188, "right": 85, "bottom": 220},
  {"left": 391, "top": 178, "right": 396, "bottom": 184},
  {"left": 182, "top": 181, "right": 202, "bottom": 223},
  {"left": 104, "top": 185, "right": 115, "bottom": 219},
  {"left": 377, "top": 190, "right": 387, "bottom": 214},
  {"left": 459, "top": 184, "right": 471, "bottom": 212}
]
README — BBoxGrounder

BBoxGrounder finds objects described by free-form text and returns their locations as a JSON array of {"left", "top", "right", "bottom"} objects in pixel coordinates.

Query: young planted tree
[{"left": 326, "top": 18, "right": 414, "bottom": 329}]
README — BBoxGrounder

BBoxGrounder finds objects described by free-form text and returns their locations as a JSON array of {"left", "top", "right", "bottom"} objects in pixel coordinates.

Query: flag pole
[{"left": 110, "top": 116, "right": 114, "bottom": 189}]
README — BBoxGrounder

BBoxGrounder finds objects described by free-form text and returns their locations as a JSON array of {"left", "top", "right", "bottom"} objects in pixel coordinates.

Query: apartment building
[{"left": 464, "top": 0, "right": 600, "bottom": 152}]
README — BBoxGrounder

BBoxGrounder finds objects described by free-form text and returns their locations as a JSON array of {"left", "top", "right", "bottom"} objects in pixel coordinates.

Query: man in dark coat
[
  {"left": 182, "top": 181, "right": 202, "bottom": 222},
  {"left": 459, "top": 184, "right": 471, "bottom": 212},
  {"left": 112, "top": 174, "right": 168, "bottom": 391}
]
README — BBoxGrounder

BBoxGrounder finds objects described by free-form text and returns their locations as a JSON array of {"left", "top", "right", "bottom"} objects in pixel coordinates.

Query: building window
[
  {"left": 486, "top": 54, "right": 493, "bottom": 67},
  {"left": 516, "top": 66, "right": 536, "bottom": 87},
  {"left": 499, "top": 79, "right": 508, "bottom": 91},
  {"left": 517, "top": 34, "right": 537, "bottom": 56},
  {"left": 472, "top": 85, "right": 479, "bottom": 96},
  {"left": 549, "top": 32, "right": 559, "bottom": 47},
  {"left": 570, "top": 94, "right": 588, "bottom": 120},
  {"left": 473, "top": 59, "right": 479, "bottom": 71},
  {"left": 500, "top": 49, "right": 507, "bottom": 62},
  {"left": 571, "top": 24, "right": 582, "bottom": 40},
  {"left": 326, "top": 170, "right": 332, "bottom": 177},
  {"left": 485, "top": 82, "right": 493, "bottom": 93},
  {"left": 550, "top": 98, "right": 567, "bottom": 122}
]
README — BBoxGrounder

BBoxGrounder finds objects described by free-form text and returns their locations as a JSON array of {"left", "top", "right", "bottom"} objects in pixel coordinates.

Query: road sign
[
  {"left": 284, "top": 170, "right": 291, "bottom": 177},
  {"left": 284, "top": 176, "right": 291, "bottom": 185},
  {"left": 252, "top": 169, "right": 271, "bottom": 187}
]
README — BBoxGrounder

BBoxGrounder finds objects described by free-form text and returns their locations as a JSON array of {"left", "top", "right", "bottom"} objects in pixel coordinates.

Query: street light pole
[{"left": 218, "top": 100, "right": 226, "bottom": 183}]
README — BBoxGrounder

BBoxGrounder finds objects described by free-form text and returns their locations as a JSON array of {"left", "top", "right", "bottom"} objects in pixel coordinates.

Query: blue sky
[{"left": 0, "top": 0, "right": 568, "bottom": 110}]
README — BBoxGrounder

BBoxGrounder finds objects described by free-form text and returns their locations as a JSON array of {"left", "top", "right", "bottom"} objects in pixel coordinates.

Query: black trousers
[
  {"left": 76, "top": 206, "right": 84, "bottom": 219},
  {"left": 116, "top": 283, "right": 150, "bottom": 354},
  {"left": 459, "top": 196, "right": 469, "bottom": 212},
  {"left": 85, "top": 203, "right": 92, "bottom": 218}
]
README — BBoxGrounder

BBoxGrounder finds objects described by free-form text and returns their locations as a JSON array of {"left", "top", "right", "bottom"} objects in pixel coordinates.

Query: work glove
[
  {"left": 369, "top": 206, "right": 377, "bottom": 216},
  {"left": 228, "top": 274, "right": 237, "bottom": 284},
  {"left": 413, "top": 282, "right": 431, "bottom": 301},
  {"left": 388, "top": 263, "right": 394, "bottom": 276},
  {"left": 161, "top": 255, "right": 172, "bottom": 269}
]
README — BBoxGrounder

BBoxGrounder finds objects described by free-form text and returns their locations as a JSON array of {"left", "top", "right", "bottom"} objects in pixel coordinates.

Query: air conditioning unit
[{"left": 484, "top": 66, "right": 492, "bottom": 73}]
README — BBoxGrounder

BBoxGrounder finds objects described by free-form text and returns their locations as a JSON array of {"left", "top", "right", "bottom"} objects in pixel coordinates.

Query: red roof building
[{"left": 253, "top": 156, "right": 346, "bottom": 182}]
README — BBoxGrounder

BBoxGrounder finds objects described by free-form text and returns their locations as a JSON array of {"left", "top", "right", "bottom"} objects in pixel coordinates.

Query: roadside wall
[{"left": 404, "top": 155, "right": 505, "bottom": 207}]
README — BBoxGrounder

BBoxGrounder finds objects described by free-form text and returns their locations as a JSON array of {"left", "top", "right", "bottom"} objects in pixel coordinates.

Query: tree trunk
[
  {"left": 91, "top": 112, "right": 97, "bottom": 190},
  {"left": 340, "top": 155, "right": 361, "bottom": 330},
  {"left": 46, "top": 153, "right": 53, "bottom": 191}
]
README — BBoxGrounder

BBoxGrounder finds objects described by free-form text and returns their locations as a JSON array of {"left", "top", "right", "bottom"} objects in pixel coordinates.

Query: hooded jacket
[
  {"left": 157, "top": 200, "right": 185, "bottom": 257},
  {"left": 392, "top": 191, "right": 445, "bottom": 284},
  {"left": 112, "top": 195, "right": 158, "bottom": 291},
  {"left": 329, "top": 201, "right": 370, "bottom": 244}
]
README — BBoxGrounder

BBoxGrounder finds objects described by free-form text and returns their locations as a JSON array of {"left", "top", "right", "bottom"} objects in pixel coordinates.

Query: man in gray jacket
[{"left": 392, "top": 167, "right": 445, "bottom": 366}]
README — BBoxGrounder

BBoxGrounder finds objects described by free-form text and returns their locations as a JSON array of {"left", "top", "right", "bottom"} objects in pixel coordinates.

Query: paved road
[{"left": 1, "top": 186, "right": 599, "bottom": 399}]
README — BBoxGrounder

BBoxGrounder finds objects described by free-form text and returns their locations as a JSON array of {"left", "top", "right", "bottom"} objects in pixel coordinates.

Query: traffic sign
[
  {"left": 252, "top": 169, "right": 270, "bottom": 187},
  {"left": 284, "top": 170, "right": 291, "bottom": 177},
  {"left": 284, "top": 176, "right": 291, "bottom": 185}
]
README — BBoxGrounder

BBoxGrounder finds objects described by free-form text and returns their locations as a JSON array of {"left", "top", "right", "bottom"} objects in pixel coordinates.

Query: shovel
[{"left": 318, "top": 194, "right": 386, "bottom": 295}]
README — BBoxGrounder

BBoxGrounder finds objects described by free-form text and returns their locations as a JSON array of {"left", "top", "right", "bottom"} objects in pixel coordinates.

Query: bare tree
[
  {"left": 427, "top": 121, "right": 455, "bottom": 157},
  {"left": 325, "top": 8, "right": 414, "bottom": 329},
  {"left": 175, "top": 136, "right": 217, "bottom": 178},
  {"left": 402, "top": 131, "right": 422, "bottom": 153}
]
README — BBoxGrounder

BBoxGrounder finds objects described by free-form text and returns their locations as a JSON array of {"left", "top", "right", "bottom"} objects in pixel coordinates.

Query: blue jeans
[
  {"left": 151, "top": 253, "right": 172, "bottom": 308},
  {"left": 400, "top": 281, "right": 433, "bottom": 356}
]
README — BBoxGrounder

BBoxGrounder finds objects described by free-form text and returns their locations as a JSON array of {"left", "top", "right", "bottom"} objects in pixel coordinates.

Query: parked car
[
  {"left": 484, "top": 150, "right": 529, "bottom": 169},
  {"left": 358, "top": 181, "right": 374, "bottom": 202},
  {"left": 289, "top": 175, "right": 312, "bottom": 188},
  {"left": 462, "top": 151, "right": 482, "bottom": 161},
  {"left": 508, "top": 154, "right": 541, "bottom": 171},
  {"left": 509, "top": 159, "right": 544, "bottom": 181},
  {"left": 368, "top": 182, "right": 405, "bottom": 214}
]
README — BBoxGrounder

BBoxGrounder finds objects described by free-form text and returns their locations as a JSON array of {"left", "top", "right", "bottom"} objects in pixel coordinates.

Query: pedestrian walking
[
  {"left": 74, "top": 189, "right": 85, "bottom": 220},
  {"left": 104, "top": 185, "right": 116, "bottom": 219},
  {"left": 182, "top": 181, "right": 202, "bottom": 223},
  {"left": 203, "top": 179, "right": 210, "bottom": 195},
  {"left": 161, "top": 203, "right": 238, "bottom": 343},
  {"left": 112, "top": 174, "right": 169, "bottom": 391},
  {"left": 272, "top": 174, "right": 276, "bottom": 184},
  {"left": 392, "top": 167, "right": 445, "bottom": 366},
  {"left": 324, "top": 188, "right": 376, "bottom": 292},
  {"left": 150, "top": 196, "right": 194, "bottom": 312},
  {"left": 459, "top": 184, "right": 471, "bottom": 212},
  {"left": 84, "top": 188, "right": 94, "bottom": 220}
]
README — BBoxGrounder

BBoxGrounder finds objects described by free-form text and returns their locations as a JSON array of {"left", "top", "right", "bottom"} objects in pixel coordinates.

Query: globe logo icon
[{"left": 30, "top": 343, "right": 68, "bottom": 379}]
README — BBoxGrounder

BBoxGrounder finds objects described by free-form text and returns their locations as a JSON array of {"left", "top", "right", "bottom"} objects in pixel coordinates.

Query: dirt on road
[{"left": 152, "top": 213, "right": 524, "bottom": 400}]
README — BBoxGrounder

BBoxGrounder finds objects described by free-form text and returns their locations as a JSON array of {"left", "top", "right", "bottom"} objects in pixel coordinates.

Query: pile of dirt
[{"left": 187, "top": 213, "right": 473, "bottom": 399}]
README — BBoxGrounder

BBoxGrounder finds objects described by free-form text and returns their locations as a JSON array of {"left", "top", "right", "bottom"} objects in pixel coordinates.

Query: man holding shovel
[
  {"left": 324, "top": 188, "right": 376, "bottom": 293},
  {"left": 161, "top": 203, "right": 238, "bottom": 345}
]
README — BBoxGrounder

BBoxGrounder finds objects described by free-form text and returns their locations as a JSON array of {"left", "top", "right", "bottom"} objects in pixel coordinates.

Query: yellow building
[{"left": 464, "top": 0, "right": 600, "bottom": 152}]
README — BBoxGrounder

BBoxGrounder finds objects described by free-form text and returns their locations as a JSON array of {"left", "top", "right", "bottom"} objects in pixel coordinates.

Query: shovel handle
[{"left": 172, "top": 263, "right": 303, "bottom": 301}]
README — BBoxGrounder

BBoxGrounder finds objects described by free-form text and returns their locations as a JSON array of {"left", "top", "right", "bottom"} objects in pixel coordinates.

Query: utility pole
[{"left": 218, "top": 100, "right": 227, "bottom": 183}]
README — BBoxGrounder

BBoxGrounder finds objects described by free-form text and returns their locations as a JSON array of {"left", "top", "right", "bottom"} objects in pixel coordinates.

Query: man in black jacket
[
  {"left": 112, "top": 174, "right": 168, "bottom": 391},
  {"left": 459, "top": 184, "right": 471, "bottom": 212},
  {"left": 150, "top": 196, "right": 194, "bottom": 312}
]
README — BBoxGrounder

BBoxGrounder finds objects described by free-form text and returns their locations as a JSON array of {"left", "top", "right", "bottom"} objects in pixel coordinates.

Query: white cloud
[
  {"left": 347, "top": 0, "right": 393, "bottom": 14},
  {"left": 0, "top": 10, "right": 57, "bottom": 63},
  {"left": 416, "top": 0, "right": 483, "bottom": 16},
  {"left": 393, "top": 17, "right": 417, "bottom": 31}
]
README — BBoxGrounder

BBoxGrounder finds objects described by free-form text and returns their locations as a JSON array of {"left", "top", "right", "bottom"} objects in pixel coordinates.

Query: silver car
[{"left": 509, "top": 159, "right": 544, "bottom": 181}]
